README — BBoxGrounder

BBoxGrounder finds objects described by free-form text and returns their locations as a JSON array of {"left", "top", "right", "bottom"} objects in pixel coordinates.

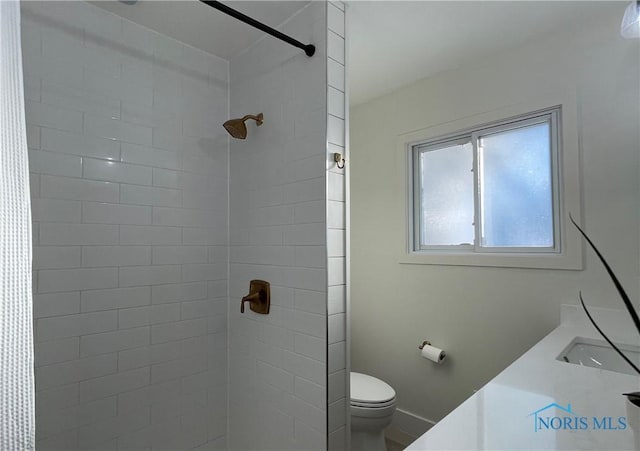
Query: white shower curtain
[{"left": 0, "top": 0, "right": 35, "bottom": 449}]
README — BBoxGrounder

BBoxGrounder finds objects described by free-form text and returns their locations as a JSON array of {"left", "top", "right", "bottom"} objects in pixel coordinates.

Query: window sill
[{"left": 399, "top": 250, "right": 583, "bottom": 270}]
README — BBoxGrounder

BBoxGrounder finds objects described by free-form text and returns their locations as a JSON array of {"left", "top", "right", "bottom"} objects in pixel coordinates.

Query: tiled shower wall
[
  {"left": 227, "top": 2, "right": 328, "bottom": 450},
  {"left": 22, "top": 2, "right": 229, "bottom": 449},
  {"left": 326, "top": 3, "right": 348, "bottom": 449}
]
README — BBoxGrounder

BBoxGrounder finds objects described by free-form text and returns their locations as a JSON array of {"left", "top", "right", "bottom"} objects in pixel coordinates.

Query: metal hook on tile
[{"left": 333, "top": 152, "right": 345, "bottom": 169}]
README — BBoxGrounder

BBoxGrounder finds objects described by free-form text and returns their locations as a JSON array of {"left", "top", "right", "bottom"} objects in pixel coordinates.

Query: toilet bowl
[{"left": 350, "top": 372, "right": 396, "bottom": 451}]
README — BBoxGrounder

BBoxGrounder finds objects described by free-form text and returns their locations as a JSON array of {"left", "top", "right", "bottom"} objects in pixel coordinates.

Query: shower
[{"left": 223, "top": 113, "right": 263, "bottom": 139}]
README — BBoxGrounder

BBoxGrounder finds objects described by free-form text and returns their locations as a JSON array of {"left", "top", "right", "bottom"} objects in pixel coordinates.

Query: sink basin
[{"left": 557, "top": 337, "right": 640, "bottom": 376}]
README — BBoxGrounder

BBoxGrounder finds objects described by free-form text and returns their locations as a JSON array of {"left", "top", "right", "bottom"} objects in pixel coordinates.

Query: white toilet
[{"left": 350, "top": 372, "right": 397, "bottom": 451}]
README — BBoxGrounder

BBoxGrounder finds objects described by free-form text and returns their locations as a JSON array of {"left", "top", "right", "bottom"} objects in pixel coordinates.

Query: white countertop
[{"left": 407, "top": 305, "right": 640, "bottom": 450}]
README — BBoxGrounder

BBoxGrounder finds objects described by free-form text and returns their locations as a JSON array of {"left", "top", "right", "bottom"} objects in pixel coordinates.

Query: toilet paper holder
[{"left": 418, "top": 340, "right": 432, "bottom": 350}]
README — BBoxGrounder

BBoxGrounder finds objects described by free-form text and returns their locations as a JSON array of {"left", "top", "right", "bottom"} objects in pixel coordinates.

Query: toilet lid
[{"left": 350, "top": 372, "right": 396, "bottom": 405}]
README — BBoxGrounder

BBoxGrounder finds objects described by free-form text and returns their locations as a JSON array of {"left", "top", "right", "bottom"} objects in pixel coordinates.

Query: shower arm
[{"left": 200, "top": 1, "right": 316, "bottom": 57}]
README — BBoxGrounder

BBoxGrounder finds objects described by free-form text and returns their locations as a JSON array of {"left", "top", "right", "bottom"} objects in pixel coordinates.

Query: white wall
[
  {"left": 350, "top": 4, "right": 639, "bottom": 429},
  {"left": 22, "top": 2, "right": 229, "bottom": 449},
  {"left": 227, "top": 3, "right": 329, "bottom": 450}
]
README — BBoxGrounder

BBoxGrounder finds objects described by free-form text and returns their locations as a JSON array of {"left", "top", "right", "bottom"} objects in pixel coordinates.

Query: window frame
[
  {"left": 395, "top": 97, "right": 587, "bottom": 271},
  {"left": 410, "top": 108, "right": 561, "bottom": 255}
]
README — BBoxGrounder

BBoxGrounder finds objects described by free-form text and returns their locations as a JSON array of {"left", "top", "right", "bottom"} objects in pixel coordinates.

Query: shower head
[{"left": 223, "top": 113, "right": 263, "bottom": 139}]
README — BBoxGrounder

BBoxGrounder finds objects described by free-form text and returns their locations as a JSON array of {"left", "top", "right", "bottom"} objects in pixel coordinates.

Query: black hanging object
[{"left": 201, "top": 1, "right": 316, "bottom": 57}]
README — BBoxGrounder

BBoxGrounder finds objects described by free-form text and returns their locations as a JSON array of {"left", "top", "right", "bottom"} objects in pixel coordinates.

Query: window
[{"left": 410, "top": 108, "right": 560, "bottom": 254}]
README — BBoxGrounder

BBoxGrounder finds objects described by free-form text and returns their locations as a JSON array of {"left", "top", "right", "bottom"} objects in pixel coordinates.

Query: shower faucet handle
[{"left": 240, "top": 280, "right": 270, "bottom": 314}]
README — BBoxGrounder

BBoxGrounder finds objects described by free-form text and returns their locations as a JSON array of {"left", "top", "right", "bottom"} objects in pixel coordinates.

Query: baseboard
[{"left": 385, "top": 408, "right": 436, "bottom": 446}]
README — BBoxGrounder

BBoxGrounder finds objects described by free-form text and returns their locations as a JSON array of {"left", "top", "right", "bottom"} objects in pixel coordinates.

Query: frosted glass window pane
[
  {"left": 479, "top": 122, "right": 554, "bottom": 247},
  {"left": 420, "top": 142, "right": 474, "bottom": 246}
]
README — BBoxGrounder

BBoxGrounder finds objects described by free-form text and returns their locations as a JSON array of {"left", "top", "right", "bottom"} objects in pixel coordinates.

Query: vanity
[{"left": 407, "top": 305, "right": 640, "bottom": 450}]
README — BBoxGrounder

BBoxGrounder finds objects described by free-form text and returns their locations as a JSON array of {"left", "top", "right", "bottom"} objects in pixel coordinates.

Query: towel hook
[{"left": 333, "top": 152, "right": 345, "bottom": 169}]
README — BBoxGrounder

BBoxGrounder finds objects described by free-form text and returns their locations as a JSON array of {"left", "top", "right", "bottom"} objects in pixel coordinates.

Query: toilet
[{"left": 350, "top": 372, "right": 397, "bottom": 451}]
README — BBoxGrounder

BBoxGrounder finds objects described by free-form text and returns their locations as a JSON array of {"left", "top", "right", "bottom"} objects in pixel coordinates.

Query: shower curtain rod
[{"left": 200, "top": 1, "right": 316, "bottom": 57}]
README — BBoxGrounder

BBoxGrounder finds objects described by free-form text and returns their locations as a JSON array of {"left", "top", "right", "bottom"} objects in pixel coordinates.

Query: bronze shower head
[{"left": 223, "top": 113, "right": 264, "bottom": 139}]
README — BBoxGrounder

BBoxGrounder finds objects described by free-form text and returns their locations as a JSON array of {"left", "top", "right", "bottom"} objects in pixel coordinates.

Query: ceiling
[
  {"left": 91, "top": 0, "right": 309, "bottom": 60},
  {"left": 348, "top": 1, "right": 620, "bottom": 105},
  {"left": 93, "top": 1, "right": 621, "bottom": 105}
]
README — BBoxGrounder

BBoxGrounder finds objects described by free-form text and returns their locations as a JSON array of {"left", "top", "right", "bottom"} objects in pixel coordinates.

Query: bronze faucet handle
[
  {"left": 240, "top": 280, "right": 270, "bottom": 314},
  {"left": 240, "top": 292, "right": 260, "bottom": 313}
]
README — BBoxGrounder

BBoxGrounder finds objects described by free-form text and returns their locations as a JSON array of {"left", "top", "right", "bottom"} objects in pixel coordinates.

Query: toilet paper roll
[{"left": 421, "top": 344, "right": 446, "bottom": 364}]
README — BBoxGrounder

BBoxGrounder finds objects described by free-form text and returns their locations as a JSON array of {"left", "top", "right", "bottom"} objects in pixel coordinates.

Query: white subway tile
[
  {"left": 327, "top": 30, "right": 345, "bottom": 64},
  {"left": 151, "top": 282, "right": 207, "bottom": 305},
  {"left": 29, "top": 149, "right": 82, "bottom": 177},
  {"left": 40, "top": 175, "right": 119, "bottom": 203},
  {"left": 41, "top": 128, "right": 120, "bottom": 161},
  {"left": 78, "top": 367, "right": 150, "bottom": 403},
  {"left": 33, "top": 292, "right": 81, "bottom": 319},
  {"left": 327, "top": 201, "right": 345, "bottom": 229},
  {"left": 327, "top": 286, "right": 345, "bottom": 315},
  {"left": 35, "top": 337, "right": 80, "bottom": 367},
  {"left": 294, "top": 246, "right": 326, "bottom": 269},
  {"left": 152, "top": 246, "right": 208, "bottom": 265},
  {"left": 283, "top": 351, "right": 325, "bottom": 387},
  {"left": 152, "top": 123, "right": 181, "bottom": 151},
  {"left": 36, "top": 397, "right": 117, "bottom": 441},
  {"left": 327, "top": 4, "right": 345, "bottom": 37},
  {"left": 284, "top": 223, "right": 325, "bottom": 246},
  {"left": 328, "top": 342, "right": 346, "bottom": 373},
  {"left": 83, "top": 158, "right": 152, "bottom": 185},
  {"left": 328, "top": 313, "right": 345, "bottom": 344},
  {"left": 151, "top": 318, "right": 207, "bottom": 344},
  {"left": 182, "top": 263, "right": 226, "bottom": 282},
  {"left": 33, "top": 246, "right": 81, "bottom": 269},
  {"left": 26, "top": 124, "right": 41, "bottom": 149},
  {"left": 81, "top": 286, "right": 151, "bottom": 312},
  {"left": 121, "top": 67, "right": 153, "bottom": 107},
  {"left": 36, "top": 384, "right": 79, "bottom": 416},
  {"left": 283, "top": 177, "right": 325, "bottom": 204},
  {"left": 328, "top": 257, "right": 345, "bottom": 286},
  {"left": 121, "top": 102, "right": 177, "bottom": 129},
  {"left": 76, "top": 406, "right": 150, "bottom": 450},
  {"left": 118, "top": 303, "right": 180, "bottom": 329},
  {"left": 118, "top": 265, "right": 181, "bottom": 287},
  {"left": 180, "top": 299, "right": 210, "bottom": 320},
  {"left": 293, "top": 310, "right": 326, "bottom": 339},
  {"left": 84, "top": 114, "right": 152, "bottom": 146},
  {"left": 327, "top": 229, "right": 345, "bottom": 257},
  {"left": 36, "top": 311, "right": 117, "bottom": 342},
  {"left": 35, "top": 353, "right": 117, "bottom": 391},
  {"left": 328, "top": 59, "right": 345, "bottom": 92},
  {"left": 38, "top": 268, "right": 118, "bottom": 293},
  {"left": 80, "top": 327, "right": 150, "bottom": 357},
  {"left": 294, "top": 333, "right": 325, "bottom": 362},
  {"left": 152, "top": 207, "right": 218, "bottom": 228},
  {"left": 327, "top": 115, "right": 345, "bottom": 147},
  {"left": 40, "top": 223, "right": 118, "bottom": 245},
  {"left": 120, "top": 143, "right": 180, "bottom": 170},
  {"left": 328, "top": 398, "right": 346, "bottom": 433},
  {"left": 25, "top": 100, "right": 83, "bottom": 133},
  {"left": 294, "top": 377, "right": 326, "bottom": 409},
  {"left": 120, "top": 184, "right": 181, "bottom": 207},
  {"left": 328, "top": 87, "right": 345, "bottom": 120},
  {"left": 293, "top": 289, "right": 326, "bottom": 315},
  {"left": 82, "top": 202, "right": 151, "bottom": 225},
  {"left": 82, "top": 246, "right": 151, "bottom": 267},
  {"left": 294, "top": 200, "right": 325, "bottom": 224},
  {"left": 41, "top": 81, "right": 120, "bottom": 119},
  {"left": 328, "top": 370, "right": 346, "bottom": 403},
  {"left": 119, "top": 225, "right": 181, "bottom": 245}
]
